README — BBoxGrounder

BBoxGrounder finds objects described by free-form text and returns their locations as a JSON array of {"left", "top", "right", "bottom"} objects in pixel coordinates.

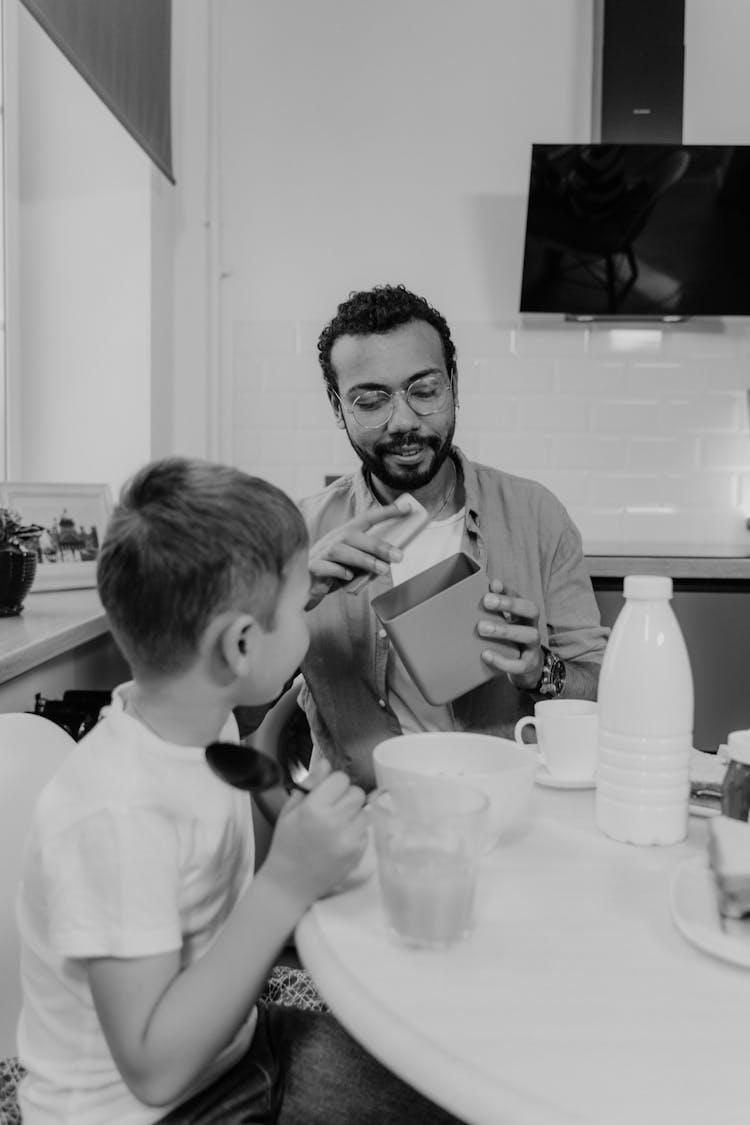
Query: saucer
[
  {"left": 669, "top": 856, "right": 750, "bottom": 968},
  {"left": 535, "top": 765, "right": 596, "bottom": 790}
]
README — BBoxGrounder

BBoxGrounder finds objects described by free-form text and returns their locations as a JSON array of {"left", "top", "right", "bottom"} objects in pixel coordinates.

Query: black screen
[{"left": 519, "top": 144, "right": 750, "bottom": 319}]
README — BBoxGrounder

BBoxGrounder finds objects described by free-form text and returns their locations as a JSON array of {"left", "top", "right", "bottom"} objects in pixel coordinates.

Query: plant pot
[{"left": 0, "top": 543, "right": 38, "bottom": 616}]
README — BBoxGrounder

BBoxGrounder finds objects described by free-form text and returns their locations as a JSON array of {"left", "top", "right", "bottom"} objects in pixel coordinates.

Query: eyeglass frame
[{"left": 329, "top": 371, "right": 456, "bottom": 431}]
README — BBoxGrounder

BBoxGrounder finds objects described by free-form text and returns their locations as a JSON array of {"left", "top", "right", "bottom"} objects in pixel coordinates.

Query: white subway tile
[
  {"left": 530, "top": 470, "right": 588, "bottom": 507},
  {"left": 454, "top": 432, "right": 480, "bottom": 460},
  {"left": 234, "top": 391, "right": 299, "bottom": 426},
  {"left": 298, "top": 320, "right": 324, "bottom": 356},
  {"left": 629, "top": 359, "right": 750, "bottom": 394},
  {"left": 476, "top": 432, "right": 552, "bottom": 471},
  {"left": 628, "top": 437, "right": 694, "bottom": 472},
  {"left": 458, "top": 395, "right": 518, "bottom": 430},
  {"left": 735, "top": 475, "right": 750, "bottom": 517},
  {"left": 661, "top": 473, "right": 736, "bottom": 508},
  {"left": 700, "top": 434, "right": 750, "bottom": 471},
  {"left": 235, "top": 321, "right": 298, "bottom": 356},
  {"left": 620, "top": 508, "right": 749, "bottom": 545},
  {"left": 590, "top": 400, "right": 664, "bottom": 435},
  {"left": 294, "top": 466, "right": 345, "bottom": 501},
  {"left": 452, "top": 323, "right": 513, "bottom": 357},
  {"left": 233, "top": 357, "right": 263, "bottom": 393},
  {"left": 554, "top": 435, "right": 627, "bottom": 470},
  {"left": 261, "top": 355, "right": 320, "bottom": 392},
  {"left": 518, "top": 396, "right": 590, "bottom": 431},
  {"left": 662, "top": 323, "right": 750, "bottom": 359},
  {"left": 661, "top": 394, "right": 743, "bottom": 433},
  {"left": 479, "top": 357, "right": 554, "bottom": 394},
  {"left": 588, "top": 474, "right": 663, "bottom": 507},
  {"left": 511, "top": 324, "right": 589, "bottom": 358},
  {"left": 588, "top": 326, "right": 664, "bottom": 357},
  {"left": 573, "top": 508, "right": 626, "bottom": 546},
  {"left": 626, "top": 363, "right": 702, "bottom": 395},
  {"left": 456, "top": 359, "right": 483, "bottom": 394},
  {"left": 555, "top": 360, "right": 627, "bottom": 393},
  {"left": 294, "top": 393, "right": 338, "bottom": 427}
]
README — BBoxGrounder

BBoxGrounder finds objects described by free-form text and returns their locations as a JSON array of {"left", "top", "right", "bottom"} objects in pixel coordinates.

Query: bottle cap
[
  {"left": 726, "top": 730, "right": 750, "bottom": 766},
  {"left": 623, "top": 575, "right": 673, "bottom": 600}
]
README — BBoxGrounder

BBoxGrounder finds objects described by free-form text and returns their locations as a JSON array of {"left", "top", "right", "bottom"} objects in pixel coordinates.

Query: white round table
[{"left": 295, "top": 784, "right": 749, "bottom": 1125}]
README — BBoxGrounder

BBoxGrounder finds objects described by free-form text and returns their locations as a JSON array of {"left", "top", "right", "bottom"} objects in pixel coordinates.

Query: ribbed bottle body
[{"left": 596, "top": 576, "right": 693, "bottom": 846}]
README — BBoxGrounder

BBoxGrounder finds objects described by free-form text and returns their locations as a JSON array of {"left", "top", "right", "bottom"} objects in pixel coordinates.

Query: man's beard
[{"left": 346, "top": 421, "right": 456, "bottom": 492}]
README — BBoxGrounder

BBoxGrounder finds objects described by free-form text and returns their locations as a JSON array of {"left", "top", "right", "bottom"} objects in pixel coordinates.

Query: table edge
[{"left": 295, "top": 904, "right": 587, "bottom": 1125}]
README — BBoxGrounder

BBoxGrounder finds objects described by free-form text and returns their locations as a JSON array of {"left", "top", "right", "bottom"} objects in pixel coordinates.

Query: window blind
[{"left": 19, "top": 0, "right": 174, "bottom": 182}]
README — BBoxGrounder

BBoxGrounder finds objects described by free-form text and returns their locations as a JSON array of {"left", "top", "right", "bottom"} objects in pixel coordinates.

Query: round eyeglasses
[{"left": 335, "top": 374, "right": 453, "bottom": 430}]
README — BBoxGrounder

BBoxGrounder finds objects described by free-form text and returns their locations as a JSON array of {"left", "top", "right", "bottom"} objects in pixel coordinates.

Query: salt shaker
[{"left": 720, "top": 730, "right": 750, "bottom": 823}]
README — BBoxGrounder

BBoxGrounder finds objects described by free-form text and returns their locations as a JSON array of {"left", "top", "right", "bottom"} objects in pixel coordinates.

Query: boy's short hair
[{"left": 97, "top": 457, "right": 308, "bottom": 676}]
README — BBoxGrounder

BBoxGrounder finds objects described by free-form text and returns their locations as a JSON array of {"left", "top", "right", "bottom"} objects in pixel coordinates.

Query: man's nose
[{"left": 387, "top": 389, "right": 418, "bottom": 431}]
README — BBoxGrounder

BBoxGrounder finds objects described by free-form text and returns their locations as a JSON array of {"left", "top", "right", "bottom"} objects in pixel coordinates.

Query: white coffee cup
[{"left": 514, "top": 699, "right": 599, "bottom": 780}]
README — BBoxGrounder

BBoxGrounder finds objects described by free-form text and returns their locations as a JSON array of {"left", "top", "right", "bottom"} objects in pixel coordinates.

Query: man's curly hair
[{"left": 317, "top": 284, "right": 457, "bottom": 393}]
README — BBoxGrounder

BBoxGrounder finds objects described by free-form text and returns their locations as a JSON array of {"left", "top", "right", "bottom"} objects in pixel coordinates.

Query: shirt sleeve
[
  {"left": 42, "top": 806, "right": 183, "bottom": 959},
  {"left": 545, "top": 507, "right": 609, "bottom": 663}
]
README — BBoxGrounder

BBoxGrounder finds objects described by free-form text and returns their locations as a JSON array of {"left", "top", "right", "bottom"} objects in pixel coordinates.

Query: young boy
[{"left": 16, "top": 457, "right": 461, "bottom": 1125}]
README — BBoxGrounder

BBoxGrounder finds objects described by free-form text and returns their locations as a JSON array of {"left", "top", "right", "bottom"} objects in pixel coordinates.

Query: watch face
[{"left": 540, "top": 650, "right": 565, "bottom": 696}]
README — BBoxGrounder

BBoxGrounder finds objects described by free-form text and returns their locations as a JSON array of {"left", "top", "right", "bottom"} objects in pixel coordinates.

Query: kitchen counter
[
  {"left": 0, "top": 588, "right": 128, "bottom": 715},
  {"left": 584, "top": 542, "right": 750, "bottom": 581},
  {"left": 0, "top": 588, "right": 110, "bottom": 685}
]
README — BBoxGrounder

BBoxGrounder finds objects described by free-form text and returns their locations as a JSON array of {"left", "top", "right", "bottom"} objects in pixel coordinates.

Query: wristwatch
[{"left": 535, "top": 646, "right": 566, "bottom": 698}]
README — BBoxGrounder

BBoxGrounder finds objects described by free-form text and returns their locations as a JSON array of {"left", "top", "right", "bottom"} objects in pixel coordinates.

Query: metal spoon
[{"left": 205, "top": 742, "right": 311, "bottom": 794}]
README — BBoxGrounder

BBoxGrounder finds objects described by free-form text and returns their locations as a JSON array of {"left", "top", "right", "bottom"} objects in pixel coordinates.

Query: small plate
[
  {"left": 669, "top": 855, "right": 750, "bottom": 969},
  {"left": 689, "top": 800, "right": 721, "bottom": 819},
  {"left": 535, "top": 765, "right": 595, "bottom": 790}
]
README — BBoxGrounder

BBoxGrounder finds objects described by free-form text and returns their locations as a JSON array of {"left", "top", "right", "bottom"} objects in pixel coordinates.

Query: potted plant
[{"left": 0, "top": 507, "right": 44, "bottom": 616}]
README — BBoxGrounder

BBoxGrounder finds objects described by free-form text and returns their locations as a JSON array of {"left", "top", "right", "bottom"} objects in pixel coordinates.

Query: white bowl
[{"left": 373, "top": 732, "right": 535, "bottom": 848}]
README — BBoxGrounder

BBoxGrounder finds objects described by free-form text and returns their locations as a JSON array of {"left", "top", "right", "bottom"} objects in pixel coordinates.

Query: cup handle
[{"left": 514, "top": 715, "right": 538, "bottom": 747}]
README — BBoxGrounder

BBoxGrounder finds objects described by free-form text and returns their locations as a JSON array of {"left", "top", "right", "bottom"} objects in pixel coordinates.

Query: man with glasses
[{"left": 295, "top": 284, "right": 607, "bottom": 789}]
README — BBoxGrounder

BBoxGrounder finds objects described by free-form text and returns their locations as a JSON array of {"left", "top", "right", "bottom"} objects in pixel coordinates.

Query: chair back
[{"left": 0, "top": 714, "right": 75, "bottom": 1058}]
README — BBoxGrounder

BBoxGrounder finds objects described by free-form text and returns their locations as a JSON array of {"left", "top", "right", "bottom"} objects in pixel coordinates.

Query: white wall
[
  {"left": 8, "top": 0, "right": 750, "bottom": 549},
  {"left": 183, "top": 0, "right": 750, "bottom": 550},
  {"left": 8, "top": 2, "right": 165, "bottom": 497}
]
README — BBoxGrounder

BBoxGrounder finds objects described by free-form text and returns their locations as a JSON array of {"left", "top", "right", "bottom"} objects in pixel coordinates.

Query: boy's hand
[{"left": 263, "top": 760, "right": 368, "bottom": 909}]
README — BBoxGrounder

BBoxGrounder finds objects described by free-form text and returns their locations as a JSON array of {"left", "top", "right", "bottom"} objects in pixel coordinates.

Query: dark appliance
[
  {"left": 594, "top": 0, "right": 685, "bottom": 143},
  {"left": 519, "top": 143, "right": 750, "bottom": 320}
]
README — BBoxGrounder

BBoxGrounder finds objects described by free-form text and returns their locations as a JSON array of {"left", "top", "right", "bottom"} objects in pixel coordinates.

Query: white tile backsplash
[{"left": 230, "top": 317, "right": 750, "bottom": 549}]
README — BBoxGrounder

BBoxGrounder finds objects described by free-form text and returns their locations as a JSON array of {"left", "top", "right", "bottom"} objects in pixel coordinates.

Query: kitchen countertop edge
[
  {"left": 0, "top": 588, "right": 110, "bottom": 686},
  {"left": 585, "top": 554, "right": 750, "bottom": 580}
]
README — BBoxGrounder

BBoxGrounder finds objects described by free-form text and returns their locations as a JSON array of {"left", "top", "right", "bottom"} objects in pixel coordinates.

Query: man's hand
[
  {"left": 307, "top": 502, "right": 410, "bottom": 607},
  {"left": 477, "top": 579, "right": 544, "bottom": 692}
]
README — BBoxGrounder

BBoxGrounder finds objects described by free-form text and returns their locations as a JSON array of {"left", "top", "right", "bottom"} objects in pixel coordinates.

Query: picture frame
[{"left": 0, "top": 482, "right": 113, "bottom": 592}]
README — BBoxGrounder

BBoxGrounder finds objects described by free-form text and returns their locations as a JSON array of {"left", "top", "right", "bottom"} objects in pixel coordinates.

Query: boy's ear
[{"left": 218, "top": 613, "right": 255, "bottom": 675}]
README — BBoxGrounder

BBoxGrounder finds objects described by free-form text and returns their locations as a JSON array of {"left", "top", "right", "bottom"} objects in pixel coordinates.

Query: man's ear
[{"left": 327, "top": 386, "right": 346, "bottom": 430}]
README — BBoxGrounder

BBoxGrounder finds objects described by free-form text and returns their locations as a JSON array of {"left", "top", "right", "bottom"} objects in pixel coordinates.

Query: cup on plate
[
  {"left": 514, "top": 699, "right": 599, "bottom": 781},
  {"left": 369, "top": 783, "right": 489, "bottom": 950}
]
